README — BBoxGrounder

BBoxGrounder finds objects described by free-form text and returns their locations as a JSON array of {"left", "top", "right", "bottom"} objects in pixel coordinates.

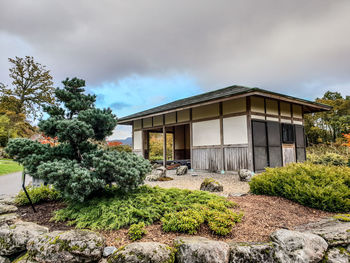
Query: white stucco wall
[
  {"left": 223, "top": 115, "right": 248, "bottom": 145},
  {"left": 133, "top": 130, "right": 142, "bottom": 150},
  {"left": 192, "top": 119, "right": 221, "bottom": 146}
]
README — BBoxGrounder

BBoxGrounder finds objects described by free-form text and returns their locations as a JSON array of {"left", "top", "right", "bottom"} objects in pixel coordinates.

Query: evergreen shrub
[
  {"left": 307, "top": 152, "right": 348, "bottom": 166},
  {"left": 6, "top": 78, "right": 151, "bottom": 202},
  {"left": 249, "top": 162, "right": 350, "bottom": 212}
]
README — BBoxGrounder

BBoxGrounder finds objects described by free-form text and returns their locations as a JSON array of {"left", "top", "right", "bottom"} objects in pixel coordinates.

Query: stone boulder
[
  {"left": 103, "top": 246, "right": 117, "bottom": 257},
  {"left": 0, "top": 204, "right": 17, "bottom": 215},
  {"left": 0, "top": 214, "right": 17, "bottom": 226},
  {"left": 229, "top": 242, "right": 275, "bottom": 263},
  {"left": 324, "top": 247, "right": 350, "bottom": 263},
  {"left": 200, "top": 178, "right": 223, "bottom": 192},
  {"left": 0, "top": 196, "right": 16, "bottom": 206},
  {"left": 176, "top": 166, "right": 188, "bottom": 176},
  {"left": 146, "top": 166, "right": 167, "bottom": 181},
  {"left": 271, "top": 229, "right": 328, "bottom": 263},
  {"left": 11, "top": 253, "right": 37, "bottom": 263},
  {"left": 174, "top": 236, "right": 230, "bottom": 263},
  {"left": 108, "top": 242, "right": 175, "bottom": 263},
  {"left": 295, "top": 218, "right": 350, "bottom": 247},
  {"left": 0, "top": 256, "right": 10, "bottom": 263},
  {"left": 0, "top": 221, "right": 48, "bottom": 256},
  {"left": 27, "top": 229, "right": 105, "bottom": 263},
  {"left": 238, "top": 169, "right": 254, "bottom": 182}
]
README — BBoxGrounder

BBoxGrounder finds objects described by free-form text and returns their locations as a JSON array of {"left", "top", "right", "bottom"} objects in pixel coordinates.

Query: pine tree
[{"left": 6, "top": 78, "right": 151, "bottom": 202}]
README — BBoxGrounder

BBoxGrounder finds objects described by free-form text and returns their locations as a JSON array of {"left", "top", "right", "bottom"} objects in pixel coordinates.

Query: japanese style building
[{"left": 118, "top": 86, "right": 331, "bottom": 172}]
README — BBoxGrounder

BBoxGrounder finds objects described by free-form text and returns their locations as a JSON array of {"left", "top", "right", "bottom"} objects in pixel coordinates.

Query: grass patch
[
  {"left": 0, "top": 159, "right": 22, "bottom": 175},
  {"left": 249, "top": 162, "right": 350, "bottom": 212},
  {"left": 53, "top": 185, "right": 242, "bottom": 236}
]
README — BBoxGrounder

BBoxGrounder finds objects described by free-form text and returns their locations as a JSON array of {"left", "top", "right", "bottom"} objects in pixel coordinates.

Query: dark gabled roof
[{"left": 119, "top": 85, "right": 331, "bottom": 124}]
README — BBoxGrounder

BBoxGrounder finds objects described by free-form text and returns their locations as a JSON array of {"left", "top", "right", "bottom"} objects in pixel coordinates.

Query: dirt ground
[
  {"left": 145, "top": 170, "right": 250, "bottom": 196},
  {"left": 17, "top": 194, "right": 332, "bottom": 248}
]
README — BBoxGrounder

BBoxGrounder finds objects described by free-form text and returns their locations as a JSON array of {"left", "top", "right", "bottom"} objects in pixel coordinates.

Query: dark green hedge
[{"left": 249, "top": 163, "right": 350, "bottom": 212}]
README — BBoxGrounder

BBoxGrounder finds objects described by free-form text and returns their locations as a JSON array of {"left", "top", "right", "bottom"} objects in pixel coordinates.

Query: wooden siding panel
[
  {"left": 165, "top": 112, "right": 176, "bottom": 124},
  {"left": 266, "top": 99, "right": 279, "bottom": 115},
  {"left": 192, "top": 103, "right": 220, "bottom": 120},
  {"left": 222, "top": 97, "right": 246, "bottom": 115},
  {"left": 153, "top": 115, "right": 163, "bottom": 126},
  {"left": 192, "top": 148, "right": 223, "bottom": 171},
  {"left": 143, "top": 117, "right": 152, "bottom": 128},
  {"left": 177, "top": 109, "right": 190, "bottom": 122},
  {"left": 280, "top": 102, "right": 291, "bottom": 117},
  {"left": 251, "top": 96, "right": 265, "bottom": 113},
  {"left": 293, "top": 104, "right": 303, "bottom": 118},
  {"left": 224, "top": 147, "right": 248, "bottom": 171},
  {"left": 134, "top": 120, "right": 142, "bottom": 130}
]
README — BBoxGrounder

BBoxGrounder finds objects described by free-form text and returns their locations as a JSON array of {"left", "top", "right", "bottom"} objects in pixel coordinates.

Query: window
[{"left": 282, "top": 124, "right": 295, "bottom": 144}]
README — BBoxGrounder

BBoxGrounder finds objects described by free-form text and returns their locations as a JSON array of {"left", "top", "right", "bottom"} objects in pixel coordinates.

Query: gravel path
[
  {"left": 0, "top": 171, "right": 32, "bottom": 196},
  {"left": 145, "top": 170, "right": 250, "bottom": 196}
]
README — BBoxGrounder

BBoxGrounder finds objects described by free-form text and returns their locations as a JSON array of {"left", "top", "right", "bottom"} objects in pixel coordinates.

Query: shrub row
[{"left": 249, "top": 163, "right": 350, "bottom": 212}]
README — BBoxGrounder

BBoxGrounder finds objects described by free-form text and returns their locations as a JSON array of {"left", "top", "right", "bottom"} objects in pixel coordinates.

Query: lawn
[{"left": 0, "top": 159, "right": 23, "bottom": 175}]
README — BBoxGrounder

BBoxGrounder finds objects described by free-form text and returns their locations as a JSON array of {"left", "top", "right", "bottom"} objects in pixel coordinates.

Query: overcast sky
[{"left": 1, "top": 0, "right": 349, "bottom": 139}]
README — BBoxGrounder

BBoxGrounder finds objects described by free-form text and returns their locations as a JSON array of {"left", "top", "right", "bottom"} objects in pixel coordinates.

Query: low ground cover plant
[
  {"left": 15, "top": 184, "right": 61, "bottom": 205},
  {"left": 249, "top": 163, "right": 350, "bottom": 212},
  {"left": 128, "top": 222, "right": 147, "bottom": 241},
  {"left": 53, "top": 185, "right": 242, "bottom": 236}
]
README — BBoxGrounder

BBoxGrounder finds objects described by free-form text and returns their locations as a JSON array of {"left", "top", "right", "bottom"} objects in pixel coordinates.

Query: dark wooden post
[{"left": 163, "top": 126, "right": 166, "bottom": 167}]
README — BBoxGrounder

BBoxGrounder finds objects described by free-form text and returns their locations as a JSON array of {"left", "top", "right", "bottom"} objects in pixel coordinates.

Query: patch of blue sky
[{"left": 89, "top": 73, "right": 201, "bottom": 118}]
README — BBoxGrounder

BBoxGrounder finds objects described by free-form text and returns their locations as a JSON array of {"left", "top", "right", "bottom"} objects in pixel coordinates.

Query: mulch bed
[{"left": 17, "top": 194, "right": 333, "bottom": 247}]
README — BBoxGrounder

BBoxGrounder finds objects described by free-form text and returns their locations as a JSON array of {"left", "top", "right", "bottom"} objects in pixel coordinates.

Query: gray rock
[
  {"left": 295, "top": 218, "right": 350, "bottom": 247},
  {"left": 174, "top": 236, "right": 230, "bottom": 263},
  {"left": 238, "top": 169, "right": 254, "bottom": 182},
  {"left": 103, "top": 246, "right": 117, "bottom": 257},
  {"left": 0, "top": 214, "right": 17, "bottom": 226},
  {"left": 229, "top": 242, "right": 275, "bottom": 263},
  {"left": 271, "top": 229, "right": 328, "bottom": 263},
  {"left": 27, "top": 229, "right": 105, "bottom": 263},
  {"left": 324, "top": 247, "right": 350, "bottom": 263},
  {"left": 228, "top": 193, "right": 248, "bottom": 197},
  {"left": 0, "top": 221, "right": 48, "bottom": 256},
  {"left": 0, "top": 205, "right": 17, "bottom": 215},
  {"left": 108, "top": 242, "right": 175, "bottom": 263},
  {"left": 0, "top": 256, "right": 10, "bottom": 263},
  {"left": 11, "top": 253, "right": 37, "bottom": 263},
  {"left": 146, "top": 166, "right": 167, "bottom": 181},
  {"left": 0, "top": 196, "right": 16, "bottom": 206},
  {"left": 200, "top": 178, "right": 223, "bottom": 192},
  {"left": 176, "top": 166, "right": 188, "bottom": 175}
]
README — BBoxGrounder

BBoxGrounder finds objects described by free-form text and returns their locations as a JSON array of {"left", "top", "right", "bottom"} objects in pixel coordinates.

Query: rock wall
[{"left": 1, "top": 196, "right": 349, "bottom": 263}]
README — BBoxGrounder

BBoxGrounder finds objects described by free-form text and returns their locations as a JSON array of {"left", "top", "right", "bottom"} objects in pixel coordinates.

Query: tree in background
[
  {"left": 305, "top": 91, "right": 350, "bottom": 144},
  {"left": 0, "top": 56, "right": 56, "bottom": 145},
  {"left": 149, "top": 132, "right": 174, "bottom": 161},
  {"left": 6, "top": 78, "right": 151, "bottom": 202},
  {"left": 0, "top": 56, "right": 55, "bottom": 120}
]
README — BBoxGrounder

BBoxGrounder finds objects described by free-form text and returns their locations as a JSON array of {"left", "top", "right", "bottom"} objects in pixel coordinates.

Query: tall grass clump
[{"left": 249, "top": 163, "right": 350, "bottom": 212}]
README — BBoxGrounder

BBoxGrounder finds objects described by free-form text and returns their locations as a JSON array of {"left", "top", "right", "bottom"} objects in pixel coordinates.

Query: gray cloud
[
  {"left": 0, "top": 0, "right": 349, "bottom": 99},
  {"left": 110, "top": 102, "right": 130, "bottom": 110}
]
